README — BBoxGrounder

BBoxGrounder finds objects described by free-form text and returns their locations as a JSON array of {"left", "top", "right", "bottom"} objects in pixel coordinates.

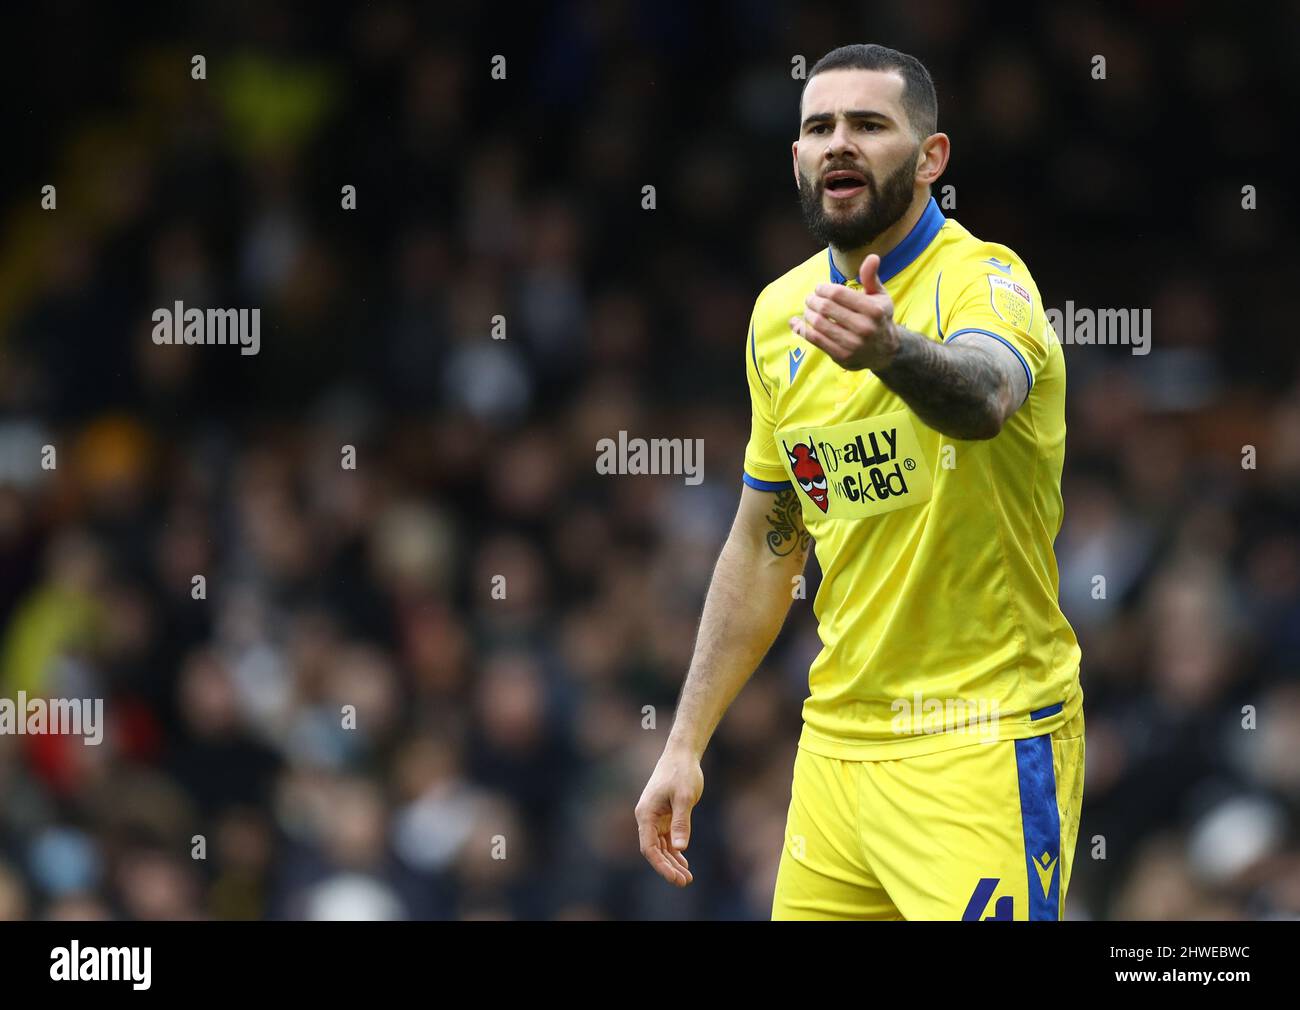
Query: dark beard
[{"left": 797, "top": 153, "right": 918, "bottom": 251}]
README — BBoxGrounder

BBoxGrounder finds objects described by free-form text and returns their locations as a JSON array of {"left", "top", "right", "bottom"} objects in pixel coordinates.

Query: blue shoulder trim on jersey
[
  {"left": 879, "top": 196, "right": 945, "bottom": 283},
  {"left": 742, "top": 472, "right": 791, "bottom": 492},
  {"left": 1014, "top": 735, "right": 1062, "bottom": 921},
  {"left": 749, "top": 321, "right": 770, "bottom": 396},
  {"left": 827, "top": 196, "right": 946, "bottom": 286},
  {"left": 944, "top": 326, "right": 1034, "bottom": 394},
  {"left": 828, "top": 247, "right": 847, "bottom": 285}
]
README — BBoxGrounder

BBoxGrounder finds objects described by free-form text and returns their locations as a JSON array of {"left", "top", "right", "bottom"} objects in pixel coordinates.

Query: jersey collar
[{"left": 827, "top": 195, "right": 946, "bottom": 286}]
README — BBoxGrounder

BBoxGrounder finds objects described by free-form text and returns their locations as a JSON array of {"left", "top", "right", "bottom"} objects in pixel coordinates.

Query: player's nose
[{"left": 824, "top": 119, "right": 859, "bottom": 154}]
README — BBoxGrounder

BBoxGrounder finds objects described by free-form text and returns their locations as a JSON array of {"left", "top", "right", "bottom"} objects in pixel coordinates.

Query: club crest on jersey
[{"left": 782, "top": 436, "right": 828, "bottom": 512}]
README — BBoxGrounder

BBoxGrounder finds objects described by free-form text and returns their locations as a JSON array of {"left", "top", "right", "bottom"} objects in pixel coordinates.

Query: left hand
[{"left": 789, "top": 252, "right": 901, "bottom": 372}]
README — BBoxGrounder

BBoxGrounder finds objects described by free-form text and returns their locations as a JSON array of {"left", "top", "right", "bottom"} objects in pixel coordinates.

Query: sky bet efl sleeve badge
[
  {"left": 775, "top": 410, "right": 933, "bottom": 521},
  {"left": 988, "top": 273, "right": 1033, "bottom": 331}
]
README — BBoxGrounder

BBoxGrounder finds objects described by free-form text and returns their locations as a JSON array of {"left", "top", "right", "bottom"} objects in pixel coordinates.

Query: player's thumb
[
  {"left": 859, "top": 252, "right": 883, "bottom": 294},
  {"left": 670, "top": 793, "right": 693, "bottom": 850}
]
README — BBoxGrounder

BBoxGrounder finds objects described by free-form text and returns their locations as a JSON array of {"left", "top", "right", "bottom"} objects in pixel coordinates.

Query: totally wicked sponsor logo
[
  {"left": 817, "top": 428, "right": 910, "bottom": 502},
  {"left": 777, "top": 410, "right": 933, "bottom": 521}
]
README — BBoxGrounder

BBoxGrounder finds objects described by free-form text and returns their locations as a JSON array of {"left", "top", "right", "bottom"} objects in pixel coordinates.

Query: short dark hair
[{"left": 802, "top": 44, "right": 938, "bottom": 139}]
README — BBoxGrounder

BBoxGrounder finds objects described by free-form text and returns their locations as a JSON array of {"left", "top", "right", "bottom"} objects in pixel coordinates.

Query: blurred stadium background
[{"left": 1, "top": 1, "right": 1298, "bottom": 920}]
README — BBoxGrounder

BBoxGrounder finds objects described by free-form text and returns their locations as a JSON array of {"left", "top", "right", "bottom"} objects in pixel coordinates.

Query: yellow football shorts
[{"left": 772, "top": 706, "right": 1084, "bottom": 920}]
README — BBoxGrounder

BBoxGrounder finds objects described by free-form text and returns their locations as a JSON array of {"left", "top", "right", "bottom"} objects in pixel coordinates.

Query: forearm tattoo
[
  {"left": 875, "top": 328, "right": 1013, "bottom": 440},
  {"left": 765, "top": 488, "right": 811, "bottom": 557}
]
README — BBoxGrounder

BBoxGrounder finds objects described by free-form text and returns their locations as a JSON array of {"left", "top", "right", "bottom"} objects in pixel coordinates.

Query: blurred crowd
[{"left": 0, "top": 2, "right": 1297, "bottom": 920}]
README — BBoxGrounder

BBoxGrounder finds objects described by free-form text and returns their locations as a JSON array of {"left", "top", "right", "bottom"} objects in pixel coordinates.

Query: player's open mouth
[{"left": 823, "top": 170, "right": 868, "bottom": 200}]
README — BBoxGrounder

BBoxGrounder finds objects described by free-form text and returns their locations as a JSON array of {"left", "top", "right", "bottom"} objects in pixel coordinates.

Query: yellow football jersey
[{"left": 743, "top": 196, "right": 1082, "bottom": 759}]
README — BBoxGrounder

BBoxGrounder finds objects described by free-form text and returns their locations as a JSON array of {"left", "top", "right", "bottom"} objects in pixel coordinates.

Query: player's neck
[{"left": 830, "top": 191, "right": 931, "bottom": 284}]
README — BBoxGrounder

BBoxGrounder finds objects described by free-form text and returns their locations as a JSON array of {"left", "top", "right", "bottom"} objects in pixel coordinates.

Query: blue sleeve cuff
[
  {"left": 944, "top": 326, "right": 1034, "bottom": 393},
  {"left": 742, "top": 471, "right": 791, "bottom": 491}
]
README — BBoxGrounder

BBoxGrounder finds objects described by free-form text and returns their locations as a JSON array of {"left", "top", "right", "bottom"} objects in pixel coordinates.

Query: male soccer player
[{"left": 634, "top": 44, "right": 1084, "bottom": 920}]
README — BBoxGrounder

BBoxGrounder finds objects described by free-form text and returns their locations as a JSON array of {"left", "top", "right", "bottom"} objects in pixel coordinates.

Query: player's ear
[
  {"left": 917, "top": 132, "right": 950, "bottom": 186},
  {"left": 792, "top": 141, "right": 801, "bottom": 189}
]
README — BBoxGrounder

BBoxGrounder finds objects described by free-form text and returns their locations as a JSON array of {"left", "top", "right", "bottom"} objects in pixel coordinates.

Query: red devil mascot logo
[{"left": 784, "top": 437, "right": 829, "bottom": 513}]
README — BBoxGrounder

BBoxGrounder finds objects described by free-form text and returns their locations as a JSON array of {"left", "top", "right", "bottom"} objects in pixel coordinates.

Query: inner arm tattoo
[
  {"left": 764, "top": 488, "right": 811, "bottom": 557},
  {"left": 875, "top": 327, "right": 1016, "bottom": 441}
]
